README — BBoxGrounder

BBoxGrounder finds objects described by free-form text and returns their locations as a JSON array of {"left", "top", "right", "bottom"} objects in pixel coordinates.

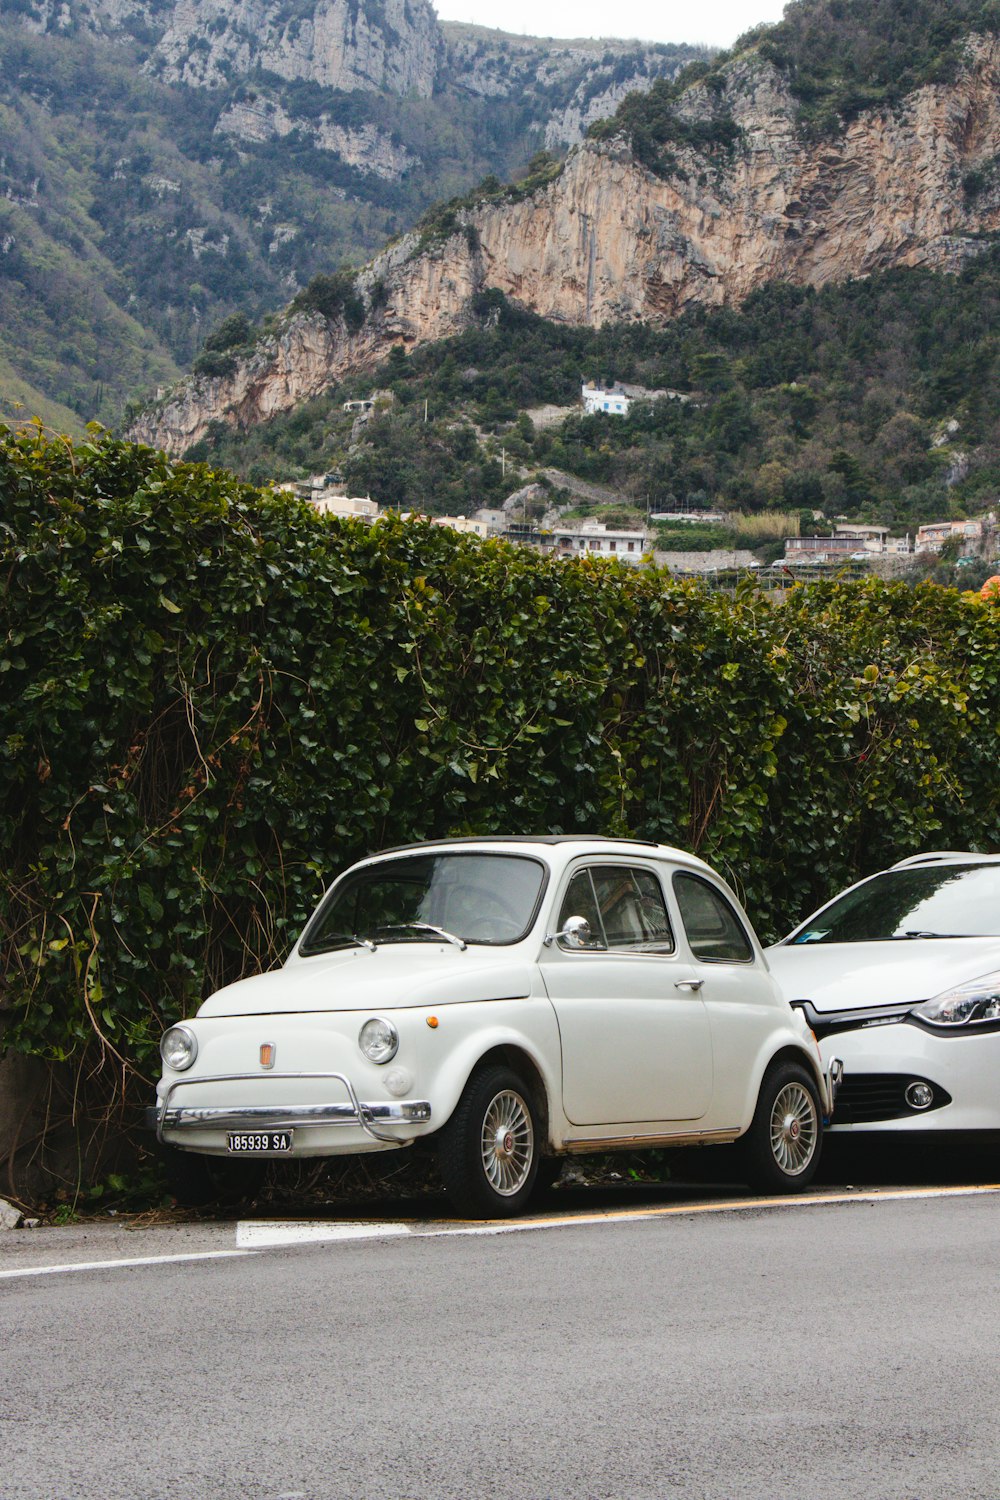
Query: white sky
[{"left": 432, "top": 0, "right": 789, "bottom": 50}]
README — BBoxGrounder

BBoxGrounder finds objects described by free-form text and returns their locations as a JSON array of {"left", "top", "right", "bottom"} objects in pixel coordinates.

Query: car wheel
[
  {"left": 161, "top": 1147, "right": 267, "bottom": 1208},
  {"left": 737, "top": 1061, "right": 822, "bottom": 1193},
  {"left": 437, "top": 1065, "right": 540, "bottom": 1218}
]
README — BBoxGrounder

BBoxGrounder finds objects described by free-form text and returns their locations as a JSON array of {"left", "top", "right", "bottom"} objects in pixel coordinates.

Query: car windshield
[
  {"left": 788, "top": 863, "right": 1000, "bottom": 944},
  {"left": 299, "top": 852, "right": 547, "bottom": 954}
]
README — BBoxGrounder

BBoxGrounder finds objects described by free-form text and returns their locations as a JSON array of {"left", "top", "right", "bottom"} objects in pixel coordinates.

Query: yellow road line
[
  {"left": 430, "top": 1182, "right": 1000, "bottom": 1236},
  {"left": 237, "top": 1183, "right": 1000, "bottom": 1248}
]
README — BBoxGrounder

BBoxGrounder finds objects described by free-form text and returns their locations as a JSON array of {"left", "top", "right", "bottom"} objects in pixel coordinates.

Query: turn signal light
[{"left": 426, "top": 1016, "right": 439, "bottom": 1029}]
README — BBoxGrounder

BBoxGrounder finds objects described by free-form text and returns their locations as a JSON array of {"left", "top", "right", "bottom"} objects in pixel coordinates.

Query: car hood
[
  {"left": 765, "top": 937, "right": 1000, "bottom": 1012},
  {"left": 197, "top": 944, "right": 535, "bottom": 1017}
]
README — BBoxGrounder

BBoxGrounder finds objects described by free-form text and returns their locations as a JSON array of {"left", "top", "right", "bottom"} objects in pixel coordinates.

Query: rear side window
[{"left": 673, "top": 873, "right": 753, "bottom": 963}]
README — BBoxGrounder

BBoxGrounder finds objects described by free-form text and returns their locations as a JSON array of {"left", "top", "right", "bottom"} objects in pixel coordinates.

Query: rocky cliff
[
  {"left": 214, "top": 95, "right": 417, "bottom": 181},
  {"left": 7, "top": 0, "right": 692, "bottom": 141},
  {"left": 147, "top": 0, "right": 442, "bottom": 95},
  {"left": 132, "top": 33, "right": 1000, "bottom": 455},
  {"left": 13, "top": 0, "right": 444, "bottom": 94}
]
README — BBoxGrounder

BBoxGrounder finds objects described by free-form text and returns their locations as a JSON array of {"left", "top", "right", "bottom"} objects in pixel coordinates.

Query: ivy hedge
[{"left": 2, "top": 428, "right": 1000, "bottom": 1138}]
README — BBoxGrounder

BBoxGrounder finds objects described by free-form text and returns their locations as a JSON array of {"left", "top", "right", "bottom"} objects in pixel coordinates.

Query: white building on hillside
[
  {"left": 398, "top": 512, "right": 492, "bottom": 538},
  {"left": 532, "top": 518, "right": 647, "bottom": 565},
  {"left": 311, "top": 495, "right": 380, "bottom": 520},
  {"left": 582, "top": 382, "right": 631, "bottom": 417},
  {"left": 832, "top": 522, "right": 891, "bottom": 551}
]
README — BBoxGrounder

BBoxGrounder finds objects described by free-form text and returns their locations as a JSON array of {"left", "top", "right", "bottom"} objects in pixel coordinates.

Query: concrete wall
[{"left": 653, "top": 549, "right": 758, "bottom": 572}]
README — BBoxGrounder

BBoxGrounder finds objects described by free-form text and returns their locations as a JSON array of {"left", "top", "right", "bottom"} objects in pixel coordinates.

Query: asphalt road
[{"left": 3, "top": 1163, "right": 1000, "bottom": 1500}]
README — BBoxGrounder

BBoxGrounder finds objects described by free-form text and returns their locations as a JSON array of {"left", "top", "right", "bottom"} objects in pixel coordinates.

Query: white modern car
[
  {"left": 767, "top": 851, "right": 1000, "bottom": 1137},
  {"left": 151, "top": 836, "right": 839, "bottom": 1216}
]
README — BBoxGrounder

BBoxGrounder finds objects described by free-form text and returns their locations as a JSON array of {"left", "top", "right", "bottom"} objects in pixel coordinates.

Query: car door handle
[{"left": 674, "top": 979, "right": 704, "bottom": 991}]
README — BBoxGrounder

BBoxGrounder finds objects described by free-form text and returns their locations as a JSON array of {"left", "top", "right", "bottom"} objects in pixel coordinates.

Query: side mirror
[{"left": 545, "top": 914, "right": 593, "bottom": 949}]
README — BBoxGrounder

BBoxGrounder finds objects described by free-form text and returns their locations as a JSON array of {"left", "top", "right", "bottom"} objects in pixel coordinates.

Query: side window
[
  {"left": 673, "top": 873, "right": 753, "bottom": 963},
  {"left": 558, "top": 865, "right": 674, "bottom": 953},
  {"left": 556, "top": 870, "right": 606, "bottom": 950},
  {"left": 591, "top": 867, "right": 674, "bottom": 952}
]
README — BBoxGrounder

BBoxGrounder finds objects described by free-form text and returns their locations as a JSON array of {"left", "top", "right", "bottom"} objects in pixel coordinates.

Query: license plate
[{"left": 227, "top": 1130, "right": 293, "bottom": 1155}]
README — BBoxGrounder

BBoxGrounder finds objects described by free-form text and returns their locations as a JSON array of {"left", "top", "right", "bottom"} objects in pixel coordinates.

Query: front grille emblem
[{"left": 259, "top": 1042, "right": 276, "bottom": 1070}]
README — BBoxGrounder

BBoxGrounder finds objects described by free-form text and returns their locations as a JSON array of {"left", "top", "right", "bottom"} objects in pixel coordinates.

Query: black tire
[
  {"left": 162, "top": 1147, "right": 267, "bottom": 1208},
  {"left": 437, "top": 1065, "right": 541, "bottom": 1218},
  {"left": 532, "top": 1155, "right": 564, "bottom": 1200},
  {"left": 736, "top": 1061, "right": 822, "bottom": 1193}
]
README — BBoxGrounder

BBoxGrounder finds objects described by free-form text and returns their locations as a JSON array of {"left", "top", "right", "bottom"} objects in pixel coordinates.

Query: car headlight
[
  {"left": 911, "top": 971, "right": 1000, "bottom": 1028},
  {"left": 359, "top": 1016, "right": 399, "bottom": 1064},
  {"left": 160, "top": 1024, "right": 198, "bottom": 1071}
]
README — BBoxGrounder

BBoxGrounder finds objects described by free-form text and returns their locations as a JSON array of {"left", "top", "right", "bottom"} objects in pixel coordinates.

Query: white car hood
[
  {"left": 197, "top": 944, "right": 534, "bottom": 1017},
  {"left": 765, "top": 938, "right": 1000, "bottom": 1012}
]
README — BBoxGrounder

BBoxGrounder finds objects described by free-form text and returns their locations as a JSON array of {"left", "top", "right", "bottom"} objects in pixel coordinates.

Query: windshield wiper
[
  {"left": 373, "top": 922, "right": 467, "bottom": 951},
  {"left": 898, "top": 930, "right": 966, "bottom": 940}
]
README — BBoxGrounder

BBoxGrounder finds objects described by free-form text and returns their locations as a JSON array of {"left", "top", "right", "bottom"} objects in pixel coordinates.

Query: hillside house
[
  {"left": 784, "top": 535, "right": 867, "bottom": 562},
  {"left": 915, "top": 519, "right": 984, "bottom": 553},
  {"left": 532, "top": 518, "right": 647, "bottom": 565},
  {"left": 582, "top": 382, "right": 631, "bottom": 417},
  {"left": 832, "top": 523, "right": 890, "bottom": 551},
  {"left": 398, "top": 512, "right": 491, "bottom": 537},
  {"left": 311, "top": 495, "right": 380, "bottom": 520}
]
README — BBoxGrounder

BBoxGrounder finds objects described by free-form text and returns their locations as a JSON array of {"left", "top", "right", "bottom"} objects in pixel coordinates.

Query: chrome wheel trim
[
  {"left": 769, "top": 1081, "right": 818, "bottom": 1176},
  {"left": 480, "top": 1088, "right": 534, "bottom": 1197}
]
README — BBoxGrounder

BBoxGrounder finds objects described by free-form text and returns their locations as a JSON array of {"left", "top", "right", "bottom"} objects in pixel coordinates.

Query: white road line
[
  {"left": 5, "top": 1185, "right": 999, "bottom": 1276},
  {"left": 236, "top": 1220, "right": 411, "bottom": 1247},
  {"left": 0, "top": 1249, "right": 252, "bottom": 1281}
]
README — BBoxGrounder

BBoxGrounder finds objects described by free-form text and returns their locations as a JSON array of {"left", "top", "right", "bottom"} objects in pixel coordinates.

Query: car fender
[
  {"left": 735, "top": 1027, "right": 830, "bottom": 1131},
  {"left": 418, "top": 999, "right": 564, "bottom": 1147}
]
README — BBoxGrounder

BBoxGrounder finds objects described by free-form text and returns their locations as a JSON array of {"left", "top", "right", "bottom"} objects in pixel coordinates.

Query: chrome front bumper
[{"left": 148, "top": 1071, "right": 432, "bottom": 1147}]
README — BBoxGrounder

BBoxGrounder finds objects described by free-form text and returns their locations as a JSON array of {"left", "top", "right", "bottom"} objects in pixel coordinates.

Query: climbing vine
[{"left": 2, "top": 427, "right": 998, "bottom": 1184}]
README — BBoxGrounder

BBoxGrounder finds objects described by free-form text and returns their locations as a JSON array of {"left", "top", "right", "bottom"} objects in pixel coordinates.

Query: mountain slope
[
  {"left": 0, "top": 0, "right": 698, "bottom": 427},
  {"left": 131, "top": 22, "right": 1000, "bottom": 453},
  {"left": 168, "top": 246, "right": 1000, "bottom": 542}
]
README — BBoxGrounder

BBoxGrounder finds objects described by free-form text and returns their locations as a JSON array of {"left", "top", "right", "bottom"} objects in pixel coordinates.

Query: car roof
[
  {"left": 889, "top": 851, "right": 1000, "bottom": 869},
  {"left": 376, "top": 834, "right": 658, "bottom": 853},
  {"left": 368, "top": 834, "right": 714, "bottom": 872}
]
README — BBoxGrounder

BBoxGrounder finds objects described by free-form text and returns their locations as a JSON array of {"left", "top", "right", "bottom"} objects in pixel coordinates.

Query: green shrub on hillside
[
  {"left": 289, "top": 269, "right": 366, "bottom": 332},
  {"left": 592, "top": 0, "right": 1000, "bottom": 158},
  {"left": 748, "top": 0, "right": 1000, "bottom": 134},
  {"left": 589, "top": 73, "right": 742, "bottom": 176}
]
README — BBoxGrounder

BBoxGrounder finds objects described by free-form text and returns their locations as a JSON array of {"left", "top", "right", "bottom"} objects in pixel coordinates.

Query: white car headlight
[
  {"left": 359, "top": 1016, "right": 399, "bottom": 1064},
  {"left": 911, "top": 971, "right": 1000, "bottom": 1028},
  {"left": 160, "top": 1024, "right": 198, "bottom": 1071}
]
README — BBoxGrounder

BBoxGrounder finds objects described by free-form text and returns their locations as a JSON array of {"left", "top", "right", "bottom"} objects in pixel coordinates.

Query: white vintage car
[{"left": 151, "top": 837, "right": 840, "bottom": 1216}]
